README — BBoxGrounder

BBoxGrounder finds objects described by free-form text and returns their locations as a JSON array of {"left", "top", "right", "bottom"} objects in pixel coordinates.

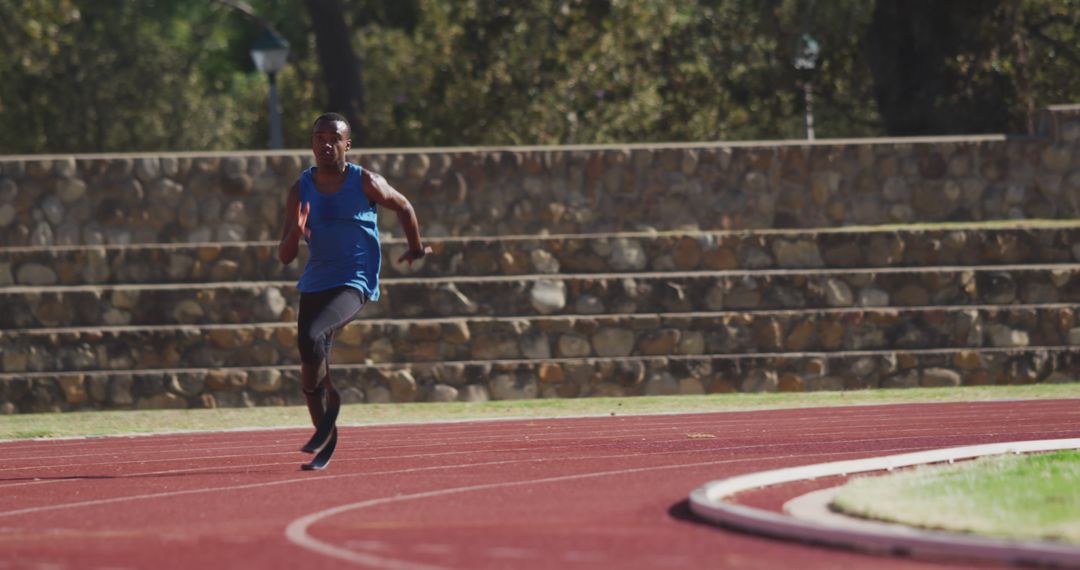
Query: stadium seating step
[
  {"left": 2, "top": 224, "right": 1078, "bottom": 285},
  {"left": 1, "top": 264, "right": 1077, "bottom": 328},
  {"left": 3, "top": 345, "right": 1077, "bottom": 413},
  {"left": 2, "top": 305, "right": 1077, "bottom": 373}
]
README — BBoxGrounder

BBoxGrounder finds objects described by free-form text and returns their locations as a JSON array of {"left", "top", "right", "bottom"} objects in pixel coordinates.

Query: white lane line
[
  {"left": 0, "top": 424, "right": 1048, "bottom": 493},
  {"left": 0, "top": 423, "right": 851, "bottom": 469},
  {"left": 1, "top": 441, "right": 922, "bottom": 561},
  {"left": 0, "top": 418, "right": 764, "bottom": 462},
  {"left": 0, "top": 441, "right": 297, "bottom": 464},
  {"left": 0, "top": 436, "right": 756, "bottom": 490},
  {"left": 4, "top": 402, "right": 1073, "bottom": 471},
  {"left": 2, "top": 398, "right": 1072, "bottom": 455},
  {"left": 0, "top": 432, "right": 728, "bottom": 483},
  {"left": 0, "top": 458, "right": 548, "bottom": 520},
  {"left": 0, "top": 450, "right": 295, "bottom": 476},
  {"left": 0, "top": 444, "right": 885, "bottom": 520},
  {"left": 688, "top": 438, "right": 1080, "bottom": 567},
  {"left": 281, "top": 447, "right": 926, "bottom": 569},
  {"left": 0, "top": 434, "right": 843, "bottom": 497},
  {"left": 3, "top": 402, "right": 1059, "bottom": 458},
  {"left": 4, "top": 425, "right": 1077, "bottom": 493},
  {"left": 0, "top": 429, "right": 304, "bottom": 452},
  {"left": 6, "top": 410, "right": 1074, "bottom": 473}
]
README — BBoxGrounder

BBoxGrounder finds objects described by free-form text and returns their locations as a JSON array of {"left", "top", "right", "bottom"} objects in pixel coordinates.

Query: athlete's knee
[
  {"left": 297, "top": 328, "right": 331, "bottom": 364},
  {"left": 300, "top": 361, "right": 328, "bottom": 393}
]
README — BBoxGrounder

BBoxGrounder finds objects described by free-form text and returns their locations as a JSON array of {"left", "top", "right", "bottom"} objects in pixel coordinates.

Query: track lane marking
[
  {"left": 4, "top": 408, "right": 1074, "bottom": 469},
  {"left": 4, "top": 401, "right": 1075, "bottom": 570},
  {"left": 5, "top": 419, "right": 1078, "bottom": 478},
  {"left": 6, "top": 425, "right": 1078, "bottom": 494},
  {"left": 0, "top": 450, "right": 808, "bottom": 520},
  {"left": 281, "top": 446, "right": 931, "bottom": 569},
  {"left": 4, "top": 400, "right": 1071, "bottom": 458}
]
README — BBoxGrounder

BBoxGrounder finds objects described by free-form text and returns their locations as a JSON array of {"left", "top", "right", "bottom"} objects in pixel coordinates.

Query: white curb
[{"left": 688, "top": 438, "right": 1080, "bottom": 567}]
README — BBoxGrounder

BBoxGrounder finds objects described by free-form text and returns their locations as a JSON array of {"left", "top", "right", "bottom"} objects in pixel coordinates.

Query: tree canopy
[{"left": 0, "top": 0, "right": 1076, "bottom": 153}]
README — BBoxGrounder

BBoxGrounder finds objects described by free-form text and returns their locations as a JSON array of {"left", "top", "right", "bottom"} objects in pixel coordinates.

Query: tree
[
  {"left": 0, "top": 0, "right": 267, "bottom": 153},
  {"left": 865, "top": 0, "right": 1010, "bottom": 135},
  {"left": 0, "top": 0, "right": 1077, "bottom": 153},
  {"left": 864, "top": 0, "right": 1080, "bottom": 135},
  {"left": 303, "top": 0, "right": 367, "bottom": 145}
]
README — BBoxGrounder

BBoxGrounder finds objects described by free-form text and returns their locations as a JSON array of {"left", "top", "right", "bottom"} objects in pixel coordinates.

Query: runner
[{"left": 278, "top": 112, "right": 433, "bottom": 470}]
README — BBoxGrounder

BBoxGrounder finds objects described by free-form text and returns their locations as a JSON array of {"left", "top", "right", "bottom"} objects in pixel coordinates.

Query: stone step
[
  {"left": 2, "top": 265, "right": 1078, "bottom": 329},
  {"left": 3, "top": 346, "right": 1078, "bottom": 413},
  {"left": 3, "top": 225, "right": 1079, "bottom": 286},
  {"left": 3, "top": 305, "right": 1078, "bottom": 374}
]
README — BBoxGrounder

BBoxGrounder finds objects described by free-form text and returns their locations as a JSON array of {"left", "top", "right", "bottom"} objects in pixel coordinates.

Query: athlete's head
[{"left": 311, "top": 113, "right": 351, "bottom": 167}]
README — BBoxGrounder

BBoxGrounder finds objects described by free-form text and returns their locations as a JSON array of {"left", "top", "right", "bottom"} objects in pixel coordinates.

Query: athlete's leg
[
  {"left": 300, "top": 368, "right": 327, "bottom": 427},
  {"left": 320, "top": 327, "right": 342, "bottom": 430},
  {"left": 296, "top": 286, "right": 366, "bottom": 440}
]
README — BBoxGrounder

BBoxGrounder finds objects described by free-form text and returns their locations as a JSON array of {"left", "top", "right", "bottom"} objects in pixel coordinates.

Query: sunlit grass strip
[
  {"left": 831, "top": 450, "right": 1080, "bottom": 544},
  {"left": 0, "top": 383, "right": 1077, "bottom": 440}
]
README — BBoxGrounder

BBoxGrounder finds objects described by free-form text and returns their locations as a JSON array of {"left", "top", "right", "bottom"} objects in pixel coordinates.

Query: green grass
[
  {"left": 1, "top": 384, "right": 1078, "bottom": 440},
  {"left": 831, "top": 450, "right": 1080, "bottom": 544}
]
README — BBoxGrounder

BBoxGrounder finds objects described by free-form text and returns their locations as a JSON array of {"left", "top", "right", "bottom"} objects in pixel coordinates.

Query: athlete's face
[{"left": 311, "top": 119, "right": 351, "bottom": 168}]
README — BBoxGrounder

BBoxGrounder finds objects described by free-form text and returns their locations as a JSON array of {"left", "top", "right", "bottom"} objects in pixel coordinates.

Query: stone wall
[
  {"left": 8, "top": 350, "right": 1080, "bottom": 414},
  {"left": 6, "top": 306, "right": 1079, "bottom": 376},
  {"left": 2, "top": 105, "right": 1079, "bottom": 413},
  {"left": 1, "top": 106, "right": 1078, "bottom": 247},
  {"left": 4, "top": 225, "right": 1079, "bottom": 412},
  {"left": 4, "top": 241, "right": 1080, "bottom": 330},
  {"left": 3, "top": 226, "right": 1080, "bottom": 289}
]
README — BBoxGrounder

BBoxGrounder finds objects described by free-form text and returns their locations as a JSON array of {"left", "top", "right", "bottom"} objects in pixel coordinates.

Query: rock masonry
[{"left": 1, "top": 105, "right": 1078, "bottom": 412}]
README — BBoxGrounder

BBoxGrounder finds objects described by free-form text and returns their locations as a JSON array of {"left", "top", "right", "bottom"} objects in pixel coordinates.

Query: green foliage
[
  {"left": 0, "top": 1, "right": 267, "bottom": 153},
  {"left": 0, "top": 0, "right": 1076, "bottom": 153},
  {"left": 356, "top": 0, "right": 870, "bottom": 146},
  {"left": 1017, "top": 0, "right": 1080, "bottom": 125}
]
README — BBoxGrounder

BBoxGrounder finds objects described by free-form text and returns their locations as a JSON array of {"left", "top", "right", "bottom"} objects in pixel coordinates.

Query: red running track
[{"left": 1, "top": 399, "right": 1078, "bottom": 570}]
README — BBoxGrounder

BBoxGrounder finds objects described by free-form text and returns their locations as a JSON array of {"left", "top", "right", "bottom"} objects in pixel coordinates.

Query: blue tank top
[{"left": 297, "top": 163, "right": 381, "bottom": 299}]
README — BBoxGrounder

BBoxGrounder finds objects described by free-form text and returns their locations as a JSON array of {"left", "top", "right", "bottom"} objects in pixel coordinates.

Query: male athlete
[{"left": 278, "top": 112, "right": 432, "bottom": 470}]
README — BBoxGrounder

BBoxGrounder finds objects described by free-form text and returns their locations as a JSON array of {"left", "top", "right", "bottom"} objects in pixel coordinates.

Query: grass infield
[
  {"left": 830, "top": 450, "right": 1080, "bottom": 544},
  {"left": 1, "top": 384, "right": 1078, "bottom": 440}
]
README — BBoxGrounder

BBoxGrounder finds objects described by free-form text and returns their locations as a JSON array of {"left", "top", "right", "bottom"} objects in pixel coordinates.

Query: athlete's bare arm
[
  {"left": 277, "top": 180, "right": 308, "bottom": 265},
  {"left": 361, "top": 169, "right": 432, "bottom": 265}
]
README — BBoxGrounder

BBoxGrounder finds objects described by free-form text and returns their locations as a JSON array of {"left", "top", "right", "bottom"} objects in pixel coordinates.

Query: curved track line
[
  {"left": 688, "top": 438, "right": 1080, "bottom": 567},
  {"left": 2, "top": 445, "right": 890, "bottom": 519},
  {"left": 5, "top": 402, "right": 1077, "bottom": 569},
  {"left": 282, "top": 447, "right": 924, "bottom": 568}
]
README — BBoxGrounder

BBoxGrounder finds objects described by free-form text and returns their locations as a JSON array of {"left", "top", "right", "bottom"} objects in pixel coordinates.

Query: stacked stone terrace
[{"left": 1, "top": 106, "right": 1078, "bottom": 412}]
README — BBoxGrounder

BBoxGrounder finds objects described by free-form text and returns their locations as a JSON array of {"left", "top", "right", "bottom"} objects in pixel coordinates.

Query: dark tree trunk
[
  {"left": 304, "top": 0, "right": 366, "bottom": 145},
  {"left": 864, "top": 0, "right": 1009, "bottom": 136}
]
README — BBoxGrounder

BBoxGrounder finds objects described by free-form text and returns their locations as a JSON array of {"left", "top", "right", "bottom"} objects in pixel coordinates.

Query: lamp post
[
  {"left": 794, "top": 33, "right": 819, "bottom": 141},
  {"left": 250, "top": 29, "right": 290, "bottom": 149}
]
